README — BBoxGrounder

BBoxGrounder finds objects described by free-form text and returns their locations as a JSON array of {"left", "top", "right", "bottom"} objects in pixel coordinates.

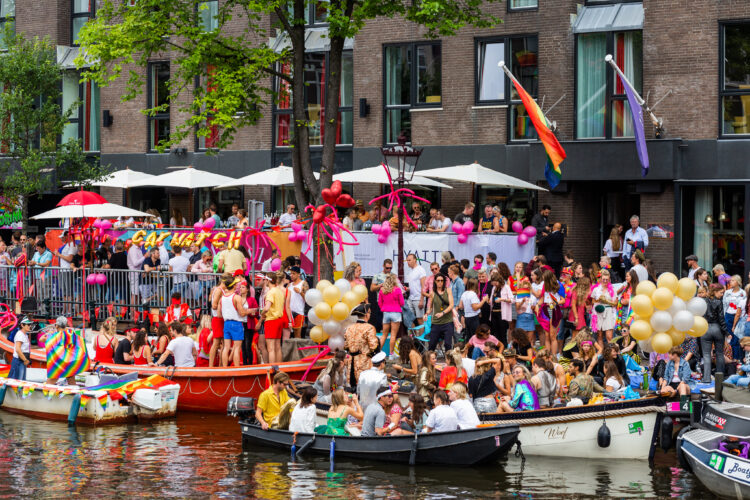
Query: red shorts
[
  {"left": 196, "top": 356, "right": 210, "bottom": 367},
  {"left": 264, "top": 318, "right": 284, "bottom": 340},
  {"left": 211, "top": 316, "right": 224, "bottom": 340},
  {"left": 292, "top": 314, "right": 304, "bottom": 329}
]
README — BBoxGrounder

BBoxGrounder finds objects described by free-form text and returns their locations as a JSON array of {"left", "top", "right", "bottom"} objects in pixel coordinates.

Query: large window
[
  {"left": 288, "top": 0, "right": 329, "bottom": 26},
  {"left": 721, "top": 23, "right": 750, "bottom": 136},
  {"left": 148, "top": 62, "right": 170, "bottom": 151},
  {"left": 198, "top": 1, "right": 218, "bottom": 32},
  {"left": 62, "top": 72, "right": 100, "bottom": 152},
  {"left": 72, "top": 0, "right": 95, "bottom": 46},
  {"left": 383, "top": 42, "right": 441, "bottom": 144},
  {"left": 509, "top": 0, "right": 537, "bottom": 10},
  {"left": 274, "top": 51, "right": 352, "bottom": 148},
  {"left": 0, "top": 0, "right": 14, "bottom": 50},
  {"left": 576, "top": 30, "right": 642, "bottom": 139}
]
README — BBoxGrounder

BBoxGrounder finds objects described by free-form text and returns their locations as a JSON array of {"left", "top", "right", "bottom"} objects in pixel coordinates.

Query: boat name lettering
[
  {"left": 703, "top": 412, "right": 726, "bottom": 430},
  {"left": 543, "top": 426, "right": 568, "bottom": 440},
  {"left": 725, "top": 458, "right": 750, "bottom": 483}
]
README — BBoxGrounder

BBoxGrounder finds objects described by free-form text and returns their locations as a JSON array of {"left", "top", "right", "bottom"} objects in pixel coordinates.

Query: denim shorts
[{"left": 383, "top": 311, "right": 403, "bottom": 324}]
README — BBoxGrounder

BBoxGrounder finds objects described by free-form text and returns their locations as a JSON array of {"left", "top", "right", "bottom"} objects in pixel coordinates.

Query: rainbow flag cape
[
  {"left": 512, "top": 78, "right": 566, "bottom": 189},
  {"left": 516, "top": 289, "right": 531, "bottom": 299},
  {"left": 45, "top": 327, "right": 91, "bottom": 380}
]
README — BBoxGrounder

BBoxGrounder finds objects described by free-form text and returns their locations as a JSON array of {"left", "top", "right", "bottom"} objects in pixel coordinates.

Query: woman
[
  {"left": 477, "top": 270, "right": 492, "bottom": 324},
  {"left": 469, "top": 356, "right": 501, "bottom": 413},
  {"left": 580, "top": 337, "right": 600, "bottom": 374},
  {"left": 694, "top": 267, "right": 710, "bottom": 288},
  {"left": 417, "top": 351, "right": 438, "bottom": 403},
  {"left": 438, "top": 348, "right": 468, "bottom": 390},
  {"left": 169, "top": 208, "right": 187, "bottom": 227},
  {"left": 377, "top": 274, "right": 403, "bottom": 355},
  {"left": 94, "top": 317, "right": 118, "bottom": 364},
  {"left": 467, "top": 324, "right": 500, "bottom": 359},
  {"left": 604, "top": 360, "right": 625, "bottom": 392},
  {"left": 425, "top": 272, "right": 455, "bottom": 351},
  {"left": 591, "top": 269, "right": 617, "bottom": 343},
  {"left": 448, "top": 382, "right": 480, "bottom": 429},
  {"left": 616, "top": 270, "right": 639, "bottom": 333},
  {"left": 537, "top": 269, "right": 563, "bottom": 354},
  {"left": 152, "top": 323, "right": 174, "bottom": 366},
  {"left": 498, "top": 365, "right": 540, "bottom": 413},
  {"left": 289, "top": 386, "right": 319, "bottom": 434},
  {"left": 343, "top": 303, "right": 379, "bottom": 386},
  {"left": 490, "top": 272, "right": 512, "bottom": 347},
  {"left": 313, "top": 358, "right": 346, "bottom": 403},
  {"left": 131, "top": 330, "right": 154, "bottom": 366},
  {"left": 237, "top": 209, "right": 249, "bottom": 229},
  {"left": 531, "top": 356, "right": 559, "bottom": 408},
  {"left": 724, "top": 275, "right": 746, "bottom": 360},
  {"left": 510, "top": 328, "right": 533, "bottom": 367},
  {"left": 344, "top": 261, "right": 365, "bottom": 289},
  {"left": 392, "top": 335, "right": 421, "bottom": 385},
  {"left": 702, "top": 283, "right": 730, "bottom": 383},
  {"left": 493, "top": 354, "right": 513, "bottom": 397},
  {"left": 460, "top": 278, "right": 485, "bottom": 341},
  {"left": 448, "top": 264, "right": 464, "bottom": 336},
  {"left": 492, "top": 206, "right": 508, "bottom": 233},
  {"left": 195, "top": 315, "right": 213, "bottom": 367},
  {"left": 315, "top": 388, "right": 363, "bottom": 436},
  {"left": 391, "top": 393, "right": 429, "bottom": 435},
  {"left": 602, "top": 227, "right": 623, "bottom": 261},
  {"left": 569, "top": 276, "right": 591, "bottom": 335},
  {"left": 617, "top": 326, "right": 638, "bottom": 360},
  {"left": 199, "top": 208, "right": 212, "bottom": 224}
]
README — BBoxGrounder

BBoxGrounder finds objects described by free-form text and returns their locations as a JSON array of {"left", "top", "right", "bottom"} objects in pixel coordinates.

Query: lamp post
[{"left": 380, "top": 132, "right": 422, "bottom": 284}]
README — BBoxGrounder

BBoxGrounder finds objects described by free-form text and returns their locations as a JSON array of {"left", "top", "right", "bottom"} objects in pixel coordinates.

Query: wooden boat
[
  {"left": 700, "top": 401, "right": 750, "bottom": 437},
  {"left": 677, "top": 428, "right": 750, "bottom": 500}
]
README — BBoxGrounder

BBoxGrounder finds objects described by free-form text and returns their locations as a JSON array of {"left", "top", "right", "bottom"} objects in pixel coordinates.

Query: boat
[
  {"left": 677, "top": 428, "right": 750, "bottom": 499},
  {"left": 722, "top": 383, "right": 750, "bottom": 406},
  {"left": 699, "top": 401, "right": 750, "bottom": 437},
  {"left": 0, "top": 369, "right": 180, "bottom": 425},
  {"left": 228, "top": 397, "right": 520, "bottom": 466}
]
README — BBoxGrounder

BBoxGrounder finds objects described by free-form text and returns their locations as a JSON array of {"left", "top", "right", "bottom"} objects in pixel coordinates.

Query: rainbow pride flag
[
  {"left": 516, "top": 289, "right": 531, "bottom": 300},
  {"left": 512, "top": 79, "right": 566, "bottom": 189},
  {"left": 0, "top": 364, "right": 10, "bottom": 378},
  {"left": 45, "top": 327, "right": 91, "bottom": 381}
]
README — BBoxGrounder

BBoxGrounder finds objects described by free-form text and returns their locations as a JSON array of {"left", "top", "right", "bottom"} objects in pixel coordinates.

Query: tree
[
  {"left": 0, "top": 29, "right": 109, "bottom": 224},
  {"left": 77, "top": 0, "right": 500, "bottom": 276}
]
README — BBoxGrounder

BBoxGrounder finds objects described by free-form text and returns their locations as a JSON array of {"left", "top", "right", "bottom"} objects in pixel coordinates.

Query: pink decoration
[
  {"left": 512, "top": 221, "right": 524, "bottom": 233},
  {"left": 92, "top": 219, "right": 102, "bottom": 229},
  {"left": 452, "top": 222, "right": 462, "bottom": 233},
  {"left": 462, "top": 221, "right": 474, "bottom": 233},
  {"left": 518, "top": 233, "right": 529, "bottom": 245},
  {"left": 295, "top": 229, "right": 307, "bottom": 241},
  {"left": 86, "top": 274, "right": 97, "bottom": 285},
  {"left": 457, "top": 234, "right": 468, "bottom": 244},
  {"left": 369, "top": 163, "right": 431, "bottom": 232},
  {"left": 452, "top": 219, "right": 474, "bottom": 244},
  {"left": 95, "top": 273, "right": 108, "bottom": 285},
  {"left": 523, "top": 226, "right": 537, "bottom": 237},
  {"left": 302, "top": 203, "right": 358, "bottom": 256},
  {"left": 270, "top": 258, "right": 282, "bottom": 271},
  {"left": 371, "top": 223, "right": 381, "bottom": 234},
  {"left": 203, "top": 218, "right": 216, "bottom": 230},
  {"left": 100, "top": 220, "right": 112, "bottom": 230},
  {"left": 377, "top": 234, "right": 388, "bottom": 244},
  {"left": 291, "top": 222, "right": 302, "bottom": 232},
  {"left": 193, "top": 222, "right": 203, "bottom": 233},
  {"left": 288, "top": 231, "right": 298, "bottom": 242}
]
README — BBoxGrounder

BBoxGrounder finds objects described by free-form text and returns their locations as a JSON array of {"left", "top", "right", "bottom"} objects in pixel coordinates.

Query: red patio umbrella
[{"left": 57, "top": 190, "right": 107, "bottom": 207}]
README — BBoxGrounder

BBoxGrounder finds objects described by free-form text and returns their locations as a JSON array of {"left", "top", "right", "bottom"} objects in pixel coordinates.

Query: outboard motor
[{"left": 227, "top": 397, "right": 255, "bottom": 420}]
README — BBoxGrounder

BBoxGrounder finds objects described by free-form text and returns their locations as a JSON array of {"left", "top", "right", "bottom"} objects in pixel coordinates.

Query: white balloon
[
  {"left": 686, "top": 297, "right": 707, "bottom": 317},
  {"left": 328, "top": 335, "right": 345, "bottom": 351},
  {"left": 667, "top": 297, "right": 686, "bottom": 316},
  {"left": 638, "top": 338, "right": 653, "bottom": 353},
  {"left": 672, "top": 310, "right": 696, "bottom": 332},
  {"left": 649, "top": 310, "right": 672, "bottom": 333},
  {"left": 308, "top": 309, "right": 324, "bottom": 326},
  {"left": 305, "top": 288, "right": 323, "bottom": 307},
  {"left": 334, "top": 278, "right": 351, "bottom": 295},
  {"left": 322, "top": 320, "right": 341, "bottom": 336}
]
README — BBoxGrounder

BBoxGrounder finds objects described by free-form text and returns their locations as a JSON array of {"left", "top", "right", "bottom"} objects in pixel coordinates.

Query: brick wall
[
  {"left": 639, "top": 183, "right": 674, "bottom": 274},
  {"left": 99, "top": 186, "right": 123, "bottom": 205}
]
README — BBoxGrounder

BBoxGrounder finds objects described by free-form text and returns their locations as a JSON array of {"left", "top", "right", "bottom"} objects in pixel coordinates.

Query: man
[
  {"left": 630, "top": 250, "right": 649, "bottom": 283},
  {"left": 288, "top": 266, "right": 307, "bottom": 338},
  {"left": 190, "top": 249, "right": 215, "bottom": 301},
  {"left": 567, "top": 359, "right": 604, "bottom": 404},
  {"left": 8, "top": 317, "right": 33, "bottom": 381},
  {"left": 187, "top": 243, "right": 203, "bottom": 265},
  {"left": 503, "top": 348, "right": 517, "bottom": 371},
  {"left": 427, "top": 209, "right": 451, "bottom": 233},
  {"left": 113, "top": 328, "right": 137, "bottom": 365},
  {"left": 405, "top": 253, "right": 426, "bottom": 326},
  {"left": 537, "top": 222, "right": 565, "bottom": 276},
  {"left": 219, "top": 244, "right": 247, "bottom": 275},
  {"left": 485, "top": 252, "right": 498, "bottom": 274},
  {"left": 209, "top": 204, "right": 222, "bottom": 227},
  {"left": 453, "top": 202, "right": 475, "bottom": 227},
  {"left": 531, "top": 204, "right": 551, "bottom": 237},
  {"left": 256, "top": 371, "right": 291, "bottom": 430},
  {"left": 423, "top": 390, "right": 459, "bottom": 433},
  {"left": 164, "top": 291, "right": 193, "bottom": 325},
  {"left": 156, "top": 322, "right": 196, "bottom": 367},
  {"left": 478, "top": 204, "right": 500, "bottom": 233},
  {"left": 127, "top": 239, "right": 146, "bottom": 308},
  {"left": 361, "top": 386, "right": 397, "bottom": 437},
  {"left": 261, "top": 249, "right": 280, "bottom": 272},
  {"left": 685, "top": 254, "right": 700, "bottom": 279},
  {"left": 226, "top": 203, "right": 240, "bottom": 227},
  {"left": 169, "top": 245, "right": 191, "bottom": 297},
  {"left": 357, "top": 351, "right": 388, "bottom": 410},
  {"left": 278, "top": 204, "right": 297, "bottom": 226},
  {"left": 411, "top": 202, "right": 428, "bottom": 228},
  {"left": 622, "top": 215, "right": 649, "bottom": 269},
  {"left": 370, "top": 259, "right": 394, "bottom": 293}
]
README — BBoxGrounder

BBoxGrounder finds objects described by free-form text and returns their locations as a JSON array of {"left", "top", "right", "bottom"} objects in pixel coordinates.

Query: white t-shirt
[
  {"left": 631, "top": 264, "right": 649, "bottom": 283},
  {"left": 289, "top": 403, "right": 317, "bottom": 434},
  {"left": 425, "top": 404, "right": 458, "bottom": 432},
  {"left": 603, "top": 239, "right": 622, "bottom": 258},
  {"left": 450, "top": 399, "right": 480, "bottom": 429},
  {"left": 169, "top": 217, "right": 187, "bottom": 227},
  {"left": 462, "top": 357, "right": 475, "bottom": 378},
  {"left": 515, "top": 295, "right": 534, "bottom": 314},
  {"left": 169, "top": 255, "right": 190, "bottom": 283},
  {"left": 59, "top": 243, "right": 77, "bottom": 270},
  {"left": 461, "top": 290, "right": 480, "bottom": 318},
  {"left": 167, "top": 336, "right": 196, "bottom": 367},
  {"left": 405, "top": 265, "right": 426, "bottom": 300},
  {"left": 606, "top": 377, "right": 623, "bottom": 391},
  {"left": 289, "top": 281, "right": 305, "bottom": 315},
  {"left": 12, "top": 330, "right": 29, "bottom": 358},
  {"left": 278, "top": 213, "right": 296, "bottom": 226}
]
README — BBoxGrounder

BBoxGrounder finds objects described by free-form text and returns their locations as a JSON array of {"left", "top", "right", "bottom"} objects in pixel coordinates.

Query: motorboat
[{"left": 677, "top": 428, "right": 750, "bottom": 499}]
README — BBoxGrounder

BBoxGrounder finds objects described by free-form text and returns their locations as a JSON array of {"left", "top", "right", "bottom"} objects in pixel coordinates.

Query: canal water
[{"left": 0, "top": 412, "right": 710, "bottom": 498}]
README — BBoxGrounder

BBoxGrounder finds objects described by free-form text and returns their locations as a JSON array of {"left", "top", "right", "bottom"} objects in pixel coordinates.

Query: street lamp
[{"left": 381, "top": 132, "right": 423, "bottom": 283}]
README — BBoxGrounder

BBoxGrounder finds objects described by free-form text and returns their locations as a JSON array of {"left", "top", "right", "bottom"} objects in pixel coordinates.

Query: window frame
[
  {"left": 507, "top": 0, "right": 538, "bottom": 12},
  {"left": 61, "top": 71, "right": 101, "bottom": 153},
  {"left": 0, "top": 0, "right": 15, "bottom": 50},
  {"left": 147, "top": 61, "right": 171, "bottom": 152},
  {"left": 71, "top": 0, "right": 95, "bottom": 47},
  {"left": 573, "top": 28, "right": 643, "bottom": 140},
  {"left": 382, "top": 40, "right": 442, "bottom": 145},
  {"left": 196, "top": 0, "right": 218, "bottom": 32},
  {"left": 718, "top": 19, "right": 750, "bottom": 139}
]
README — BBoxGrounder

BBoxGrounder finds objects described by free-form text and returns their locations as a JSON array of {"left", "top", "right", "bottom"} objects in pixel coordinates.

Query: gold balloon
[
  {"left": 676, "top": 277, "right": 697, "bottom": 301},
  {"left": 309, "top": 325, "right": 329, "bottom": 344},
  {"left": 352, "top": 284, "right": 368, "bottom": 303},
  {"left": 341, "top": 290, "right": 360, "bottom": 309},
  {"left": 651, "top": 287, "right": 674, "bottom": 310},
  {"left": 630, "top": 295, "right": 654, "bottom": 318},
  {"left": 657, "top": 272, "right": 679, "bottom": 294},
  {"left": 636, "top": 280, "right": 656, "bottom": 297},
  {"left": 651, "top": 332, "right": 673, "bottom": 354},
  {"left": 630, "top": 320, "right": 653, "bottom": 341},
  {"left": 322, "top": 285, "right": 342, "bottom": 306},
  {"left": 313, "top": 301, "right": 332, "bottom": 320},
  {"left": 331, "top": 302, "right": 350, "bottom": 322},
  {"left": 316, "top": 279, "right": 333, "bottom": 292},
  {"left": 668, "top": 328, "right": 685, "bottom": 346},
  {"left": 690, "top": 316, "right": 709, "bottom": 337}
]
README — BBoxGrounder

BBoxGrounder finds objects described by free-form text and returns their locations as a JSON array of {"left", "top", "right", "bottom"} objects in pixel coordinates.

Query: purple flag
[{"left": 619, "top": 73, "right": 649, "bottom": 177}]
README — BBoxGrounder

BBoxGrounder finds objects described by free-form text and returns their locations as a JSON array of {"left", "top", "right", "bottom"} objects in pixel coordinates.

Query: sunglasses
[
  {"left": 435, "top": 278, "right": 445, "bottom": 282},
  {"left": 384, "top": 266, "right": 392, "bottom": 270}
]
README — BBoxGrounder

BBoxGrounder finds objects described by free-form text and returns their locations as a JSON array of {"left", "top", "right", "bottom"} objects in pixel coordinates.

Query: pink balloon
[
  {"left": 381, "top": 224, "right": 391, "bottom": 236},
  {"left": 518, "top": 233, "right": 529, "bottom": 245},
  {"left": 288, "top": 231, "right": 298, "bottom": 242},
  {"left": 377, "top": 234, "right": 388, "bottom": 244},
  {"left": 203, "top": 218, "right": 216, "bottom": 230},
  {"left": 270, "top": 258, "right": 282, "bottom": 271},
  {"left": 296, "top": 230, "right": 307, "bottom": 240},
  {"left": 100, "top": 220, "right": 112, "bottom": 230},
  {"left": 523, "top": 226, "right": 537, "bottom": 237},
  {"left": 462, "top": 221, "right": 474, "bottom": 233},
  {"left": 371, "top": 223, "right": 381, "bottom": 235},
  {"left": 95, "top": 273, "right": 108, "bottom": 285},
  {"left": 86, "top": 274, "right": 97, "bottom": 285},
  {"left": 92, "top": 219, "right": 102, "bottom": 229},
  {"left": 193, "top": 222, "right": 203, "bottom": 233},
  {"left": 512, "top": 221, "right": 524, "bottom": 234},
  {"left": 452, "top": 222, "right": 462, "bottom": 233},
  {"left": 457, "top": 234, "right": 469, "bottom": 244},
  {"left": 291, "top": 222, "right": 302, "bottom": 232}
]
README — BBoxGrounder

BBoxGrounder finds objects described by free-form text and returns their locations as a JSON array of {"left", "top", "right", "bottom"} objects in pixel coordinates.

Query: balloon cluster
[
  {"left": 512, "top": 221, "right": 536, "bottom": 245},
  {"left": 304, "top": 279, "right": 368, "bottom": 350},
  {"left": 92, "top": 219, "right": 112, "bottom": 231},
  {"left": 629, "top": 273, "right": 708, "bottom": 354},
  {"left": 451, "top": 221, "right": 474, "bottom": 244},
  {"left": 287, "top": 222, "right": 308, "bottom": 243},
  {"left": 371, "top": 222, "right": 392, "bottom": 244},
  {"left": 193, "top": 218, "right": 216, "bottom": 232},
  {"left": 303, "top": 181, "right": 358, "bottom": 257},
  {"left": 86, "top": 273, "right": 108, "bottom": 285}
]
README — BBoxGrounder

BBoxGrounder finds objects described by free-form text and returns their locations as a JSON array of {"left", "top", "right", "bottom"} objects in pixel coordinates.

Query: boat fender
[
  {"left": 68, "top": 393, "right": 82, "bottom": 427},
  {"left": 291, "top": 432, "right": 298, "bottom": 458},
  {"left": 409, "top": 434, "right": 418, "bottom": 466},
  {"left": 0, "top": 385, "right": 6, "bottom": 406},
  {"left": 660, "top": 416, "right": 674, "bottom": 451},
  {"left": 597, "top": 422, "right": 611, "bottom": 448},
  {"left": 675, "top": 426, "right": 692, "bottom": 471}
]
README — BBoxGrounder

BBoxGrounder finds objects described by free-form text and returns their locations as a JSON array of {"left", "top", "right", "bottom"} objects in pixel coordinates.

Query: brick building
[{"left": 5, "top": 0, "right": 750, "bottom": 276}]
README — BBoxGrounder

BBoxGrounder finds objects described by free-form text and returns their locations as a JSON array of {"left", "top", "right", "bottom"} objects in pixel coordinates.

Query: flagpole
[
  {"left": 604, "top": 54, "right": 661, "bottom": 129},
  {"left": 498, "top": 61, "right": 556, "bottom": 127}
]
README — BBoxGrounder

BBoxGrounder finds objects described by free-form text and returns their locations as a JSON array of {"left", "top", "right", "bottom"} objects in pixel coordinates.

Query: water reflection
[{"left": 0, "top": 412, "right": 710, "bottom": 499}]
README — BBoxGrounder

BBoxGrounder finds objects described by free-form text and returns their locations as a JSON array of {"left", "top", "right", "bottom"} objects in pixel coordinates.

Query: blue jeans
[
  {"left": 725, "top": 313, "right": 742, "bottom": 360},
  {"left": 8, "top": 357, "right": 26, "bottom": 381},
  {"left": 471, "top": 346, "right": 486, "bottom": 360},
  {"left": 726, "top": 374, "right": 750, "bottom": 387}
]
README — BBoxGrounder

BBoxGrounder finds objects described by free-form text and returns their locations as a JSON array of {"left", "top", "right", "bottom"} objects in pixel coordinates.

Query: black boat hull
[{"left": 701, "top": 401, "right": 750, "bottom": 437}]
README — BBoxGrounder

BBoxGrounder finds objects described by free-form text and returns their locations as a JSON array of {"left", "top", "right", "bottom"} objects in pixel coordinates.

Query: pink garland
[{"left": 368, "top": 163, "right": 431, "bottom": 230}]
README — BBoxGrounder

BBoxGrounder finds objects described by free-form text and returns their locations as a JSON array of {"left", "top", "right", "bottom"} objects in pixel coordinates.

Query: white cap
[{"left": 371, "top": 352, "right": 386, "bottom": 364}]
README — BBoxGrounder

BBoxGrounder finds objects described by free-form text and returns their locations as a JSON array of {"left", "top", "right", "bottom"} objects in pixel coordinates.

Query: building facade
[{"left": 6, "top": 0, "right": 750, "bottom": 276}]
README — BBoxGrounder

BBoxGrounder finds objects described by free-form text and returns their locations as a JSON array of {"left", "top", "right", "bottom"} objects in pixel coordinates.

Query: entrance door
[{"left": 602, "top": 191, "right": 640, "bottom": 251}]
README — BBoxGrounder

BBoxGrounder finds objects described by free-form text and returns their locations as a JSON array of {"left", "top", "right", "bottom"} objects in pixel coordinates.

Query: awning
[
  {"left": 269, "top": 27, "right": 354, "bottom": 53},
  {"left": 56, "top": 45, "right": 94, "bottom": 70},
  {"left": 572, "top": 2, "right": 643, "bottom": 34}
]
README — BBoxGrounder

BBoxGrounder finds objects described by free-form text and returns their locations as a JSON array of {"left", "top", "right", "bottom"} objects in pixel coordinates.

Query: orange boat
[{"left": 0, "top": 336, "right": 327, "bottom": 413}]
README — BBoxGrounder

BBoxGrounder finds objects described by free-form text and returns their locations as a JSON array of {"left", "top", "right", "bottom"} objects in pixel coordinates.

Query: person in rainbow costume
[
  {"left": 498, "top": 364, "right": 540, "bottom": 413},
  {"left": 44, "top": 316, "right": 91, "bottom": 385}
]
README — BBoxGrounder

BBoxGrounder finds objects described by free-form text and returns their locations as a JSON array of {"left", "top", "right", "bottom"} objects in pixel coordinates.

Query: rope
[{"left": 484, "top": 405, "right": 665, "bottom": 426}]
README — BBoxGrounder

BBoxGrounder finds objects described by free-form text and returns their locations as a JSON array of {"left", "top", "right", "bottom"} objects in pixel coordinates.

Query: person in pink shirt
[
  {"left": 467, "top": 324, "right": 500, "bottom": 360},
  {"left": 378, "top": 274, "right": 404, "bottom": 356}
]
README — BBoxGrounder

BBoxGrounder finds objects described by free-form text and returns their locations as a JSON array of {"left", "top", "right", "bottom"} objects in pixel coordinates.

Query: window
[
  {"left": 72, "top": 0, "right": 95, "bottom": 46},
  {"left": 576, "top": 30, "right": 642, "bottom": 139},
  {"left": 147, "top": 62, "right": 170, "bottom": 151},
  {"left": 62, "top": 72, "right": 100, "bottom": 152},
  {"left": 273, "top": 51, "right": 352, "bottom": 148},
  {"left": 0, "top": 0, "right": 15, "bottom": 50},
  {"left": 289, "top": 0, "right": 328, "bottom": 26},
  {"left": 198, "top": 0, "right": 218, "bottom": 32},
  {"left": 721, "top": 23, "right": 750, "bottom": 136},
  {"left": 383, "top": 42, "right": 441, "bottom": 143},
  {"left": 197, "top": 66, "right": 219, "bottom": 150},
  {"left": 509, "top": 0, "right": 537, "bottom": 10}
]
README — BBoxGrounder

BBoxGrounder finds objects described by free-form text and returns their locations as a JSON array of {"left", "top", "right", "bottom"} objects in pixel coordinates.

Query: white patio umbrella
[
  {"left": 70, "top": 167, "right": 154, "bottom": 189},
  {"left": 128, "top": 166, "right": 235, "bottom": 189},
  {"left": 214, "top": 164, "right": 319, "bottom": 189},
  {"left": 417, "top": 162, "right": 547, "bottom": 191},
  {"left": 31, "top": 203, "right": 151, "bottom": 219},
  {"left": 333, "top": 165, "right": 453, "bottom": 189}
]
